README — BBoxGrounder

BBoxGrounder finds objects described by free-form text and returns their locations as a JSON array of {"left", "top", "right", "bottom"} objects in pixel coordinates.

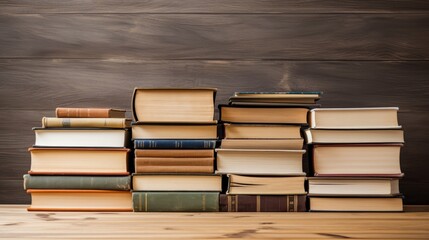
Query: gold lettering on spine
[
  {"left": 227, "top": 195, "right": 231, "bottom": 212},
  {"left": 256, "top": 195, "right": 261, "bottom": 212},
  {"left": 294, "top": 195, "right": 298, "bottom": 212}
]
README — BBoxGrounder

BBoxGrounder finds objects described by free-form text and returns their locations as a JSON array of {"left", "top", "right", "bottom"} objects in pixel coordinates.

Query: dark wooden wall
[{"left": 1, "top": 1, "right": 428, "bottom": 204}]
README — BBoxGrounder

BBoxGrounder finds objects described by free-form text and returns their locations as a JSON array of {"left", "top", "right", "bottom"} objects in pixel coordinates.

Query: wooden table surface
[{"left": 1, "top": 205, "right": 428, "bottom": 239}]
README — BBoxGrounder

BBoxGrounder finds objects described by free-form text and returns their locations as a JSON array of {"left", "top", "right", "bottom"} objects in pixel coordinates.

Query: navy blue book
[{"left": 134, "top": 139, "right": 217, "bottom": 149}]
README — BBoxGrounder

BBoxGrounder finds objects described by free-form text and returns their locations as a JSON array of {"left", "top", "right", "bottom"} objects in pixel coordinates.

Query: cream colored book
[
  {"left": 132, "top": 123, "right": 217, "bottom": 139},
  {"left": 224, "top": 124, "right": 301, "bottom": 139},
  {"left": 306, "top": 129, "right": 404, "bottom": 144},
  {"left": 221, "top": 139, "right": 303, "bottom": 150},
  {"left": 228, "top": 175, "right": 306, "bottom": 195},
  {"left": 132, "top": 174, "right": 221, "bottom": 191},
  {"left": 308, "top": 178, "right": 400, "bottom": 196},
  {"left": 309, "top": 197, "right": 403, "bottom": 212}
]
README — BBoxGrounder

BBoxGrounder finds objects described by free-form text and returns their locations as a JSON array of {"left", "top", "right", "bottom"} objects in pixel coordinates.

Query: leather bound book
[
  {"left": 56, "top": 108, "right": 126, "bottom": 118},
  {"left": 134, "top": 139, "right": 217, "bottom": 149},
  {"left": 23, "top": 175, "right": 131, "bottom": 190},
  {"left": 135, "top": 149, "right": 214, "bottom": 158},
  {"left": 219, "top": 194, "right": 307, "bottom": 212},
  {"left": 43, "top": 117, "right": 131, "bottom": 128}
]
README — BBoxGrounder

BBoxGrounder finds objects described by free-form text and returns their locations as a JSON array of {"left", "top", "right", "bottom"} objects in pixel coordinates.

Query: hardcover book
[
  {"left": 132, "top": 123, "right": 217, "bottom": 140},
  {"left": 219, "top": 194, "right": 307, "bottom": 212},
  {"left": 43, "top": 117, "right": 131, "bottom": 128},
  {"left": 134, "top": 149, "right": 214, "bottom": 158},
  {"left": 220, "top": 139, "right": 303, "bottom": 150},
  {"left": 23, "top": 175, "right": 131, "bottom": 190},
  {"left": 309, "top": 197, "right": 403, "bottom": 212},
  {"left": 308, "top": 178, "right": 400, "bottom": 196},
  {"left": 33, "top": 128, "right": 129, "bottom": 148},
  {"left": 27, "top": 190, "right": 133, "bottom": 211},
  {"left": 132, "top": 88, "right": 217, "bottom": 123},
  {"left": 219, "top": 105, "right": 308, "bottom": 124},
  {"left": 132, "top": 192, "right": 219, "bottom": 212},
  {"left": 135, "top": 157, "right": 214, "bottom": 174},
  {"left": 28, "top": 148, "right": 129, "bottom": 175},
  {"left": 224, "top": 124, "right": 301, "bottom": 139},
  {"left": 227, "top": 175, "right": 306, "bottom": 195},
  {"left": 56, "top": 108, "right": 126, "bottom": 118},
  {"left": 134, "top": 139, "right": 217, "bottom": 149},
  {"left": 132, "top": 174, "right": 222, "bottom": 191},
  {"left": 305, "top": 129, "right": 404, "bottom": 144}
]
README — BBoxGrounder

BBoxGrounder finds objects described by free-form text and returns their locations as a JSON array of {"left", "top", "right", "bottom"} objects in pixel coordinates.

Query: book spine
[
  {"left": 134, "top": 149, "right": 214, "bottom": 158},
  {"left": 134, "top": 140, "right": 216, "bottom": 149},
  {"left": 132, "top": 192, "right": 219, "bottom": 212},
  {"left": 42, "top": 117, "right": 127, "bottom": 128},
  {"left": 219, "top": 194, "right": 307, "bottom": 212},
  {"left": 135, "top": 157, "right": 213, "bottom": 166},
  {"left": 56, "top": 108, "right": 110, "bottom": 118},
  {"left": 135, "top": 165, "right": 214, "bottom": 174},
  {"left": 23, "top": 174, "right": 131, "bottom": 190}
]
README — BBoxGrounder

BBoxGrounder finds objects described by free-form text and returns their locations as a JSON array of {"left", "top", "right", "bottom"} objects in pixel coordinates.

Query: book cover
[
  {"left": 56, "top": 108, "right": 126, "bottom": 118},
  {"left": 23, "top": 175, "right": 131, "bottom": 190},
  {"left": 219, "top": 194, "right": 307, "bottom": 212},
  {"left": 134, "top": 139, "right": 217, "bottom": 149}
]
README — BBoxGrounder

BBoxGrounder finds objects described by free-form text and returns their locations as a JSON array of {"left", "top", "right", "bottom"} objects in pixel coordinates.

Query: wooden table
[{"left": 1, "top": 205, "right": 428, "bottom": 239}]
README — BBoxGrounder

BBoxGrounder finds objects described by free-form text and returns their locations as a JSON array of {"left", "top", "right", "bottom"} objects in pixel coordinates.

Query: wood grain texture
[
  {"left": 1, "top": 205, "right": 429, "bottom": 239},
  {"left": 1, "top": 60, "right": 428, "bottom": 204},
  {"left": 1, "top": 14, "right": 428, "bottom": 60},
  {"left": 2, "top": 0, "right": 429, "bottom": 13}
]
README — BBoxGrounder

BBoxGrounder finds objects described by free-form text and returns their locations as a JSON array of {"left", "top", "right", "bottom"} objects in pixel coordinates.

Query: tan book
[
  {"left": 233, "top": 92, "right": 320, "bottom": 98},
  {"left": 27, "top": 190, "right": 132, "bottom": 212},
  {"left": 132, "top": 174, "right": 222, "bottom": 191},
  {"left": 221, "top": 139, "right": 303, "bottom": 150},
  {"left": 216, "top": 149, "right": 305, "bottom": 175},
  {"left": 309, "top": 197, "right": 403, "bottom": 212},
  {"left": 313, "top": 144, "right": 403, "bottom": 177},
  {"left": 42, "top": 117, "right": 131, "bottom": 128},
  {"left": 135, "top": 149, "right": 214, "bottom": 158},
  {"left": 306, "top": 129, "right": 404, "bottom": 144},
  {"left": 309, "top": 107, "right": 401, "bottom": 129},
  {"left": 219, "top": 105, "right": 308, "bottom": 124},
  {"left": 308, "top": 178, "right": 400, "bottom": 196},
  {"left": 229, "top": 97, "right": 318, "bottom": 104},
  {"left": 224, "top": 124, "right": 301, "bottom": 139},
  {"left": 228, "top": 175, "right": 306, "bottom": 195},
  {"left": 132, "top": 123, "right": 217, "bottom": 139},
  {"left": 135, "top": 157, "right": 213, "bottom": 166},
  {"left": 56, "top": 108, "right": 126, "bottom": 118},
  {"left": 132, "top": 88, "right": 217, "bottom": 123},
  {"left": 135, "top": 165, "right": 214, "bottom": 173},
  {"left": 28, "top": 148, "right": 129, "bottom": 175}
]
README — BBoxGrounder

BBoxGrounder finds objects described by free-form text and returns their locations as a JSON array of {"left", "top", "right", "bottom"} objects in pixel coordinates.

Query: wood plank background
[{"left": 0, "top": 0, "right": 428, "bottom": 204}]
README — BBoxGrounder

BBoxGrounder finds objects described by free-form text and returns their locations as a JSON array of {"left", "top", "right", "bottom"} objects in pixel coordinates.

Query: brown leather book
[
  {"left": 135, "top": 157, "right": 213, "bottom": 166},
  {"left": 135, "top": 149, "right": 214, "bottom": 158},
  {"left": 56, "top": 108, "right": 126, "bottom": 118},
  {"left": 135, "top": 165, "right": 214, "bottom": 173},
  {"left": 219, "top": 194, "right": 307, "bottom": 212}
]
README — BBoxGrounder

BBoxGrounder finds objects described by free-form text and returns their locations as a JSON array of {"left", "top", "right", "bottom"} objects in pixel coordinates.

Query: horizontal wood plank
[
  {"left": 1, "top": 0, "right": 429, "bottom": 14},
  {"left": 1, "top": 14, "right": 428, "bottom": 60}
]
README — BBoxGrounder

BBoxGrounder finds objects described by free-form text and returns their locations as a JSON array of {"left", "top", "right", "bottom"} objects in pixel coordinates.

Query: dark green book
[
  {"left": 132, "top": 192, "right": 219, "bottom": 212},
  {"left": 23, "top": 174, "right": 131, "bottom": 190}
]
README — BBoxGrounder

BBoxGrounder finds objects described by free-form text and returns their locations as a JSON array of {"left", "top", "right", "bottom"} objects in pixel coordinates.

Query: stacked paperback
[
  {"left": 217, "top": 92, "right": 321, "bottom": 212},
  {"left": 306, "top": 108, "right": 404, "bottom": 211},
  {"left": 131, "top": 88, "right": 221, "bottom": 211},
  {"left": 24, "top": 108, "right": 132, "bottom": 211}
]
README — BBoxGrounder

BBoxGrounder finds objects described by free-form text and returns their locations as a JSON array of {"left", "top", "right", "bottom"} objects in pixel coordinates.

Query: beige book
[
  {"left": 224, "top": 124, "right": 301, "bottom": 139},
  {"left": 221, "top": 139, "right": 303, "bottom": 150},
  {"left": 132, "top": 123, "right": 217, "bottom": 139},
  {"left": 308, "top": 178, "right": 400, "bottom": 196},
  {"left": 132, "top": 88, "right": 216, "bottom": 123},
  {"left": 228, "top": 175, "right": 306, "bottom": 195},
  {"left": 306, "top": 129, "right": 404, "bottom": 144},
  {"left": 216, "top": 149, "right": 305, "bottom": 175},
  {"left": 309, "top": 107, "right": 400, "bottom": 129},
  {"left": 220, "top": 106, "right": 308, "bottom": 124},
  {"left": 29, "top": 148, "right": 129, "bottom": 175},
  {"left": 27, "top": 190, "right": 132, "bottom": 211},
  {"left": 42, "top": 117, "right": 131, "bottom": 128},
  {"left": 132, "top": 175, "right": 222, "bottom": 191},
  {"left": 309, "top": 197, "right": 403, "bottom": 212}
]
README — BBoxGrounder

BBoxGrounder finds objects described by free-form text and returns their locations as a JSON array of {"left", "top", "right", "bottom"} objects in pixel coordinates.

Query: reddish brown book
[
  {"left": 219, "top": 194, "right": 307, "bottom": 212},
  {"left": 56, "top": 108, "right": 126, "bottom": 118},
  {"left": 135, "top": 149, "right": 214, "bottom": 158},
  {"left": 135, "top": 165, "right": 214, "bottom": 173}
]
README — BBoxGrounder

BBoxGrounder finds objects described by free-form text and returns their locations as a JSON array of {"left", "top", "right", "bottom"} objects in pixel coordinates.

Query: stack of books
[
  {"left": 306, "top": 107, "right": 404, "bottom": 212},
  {"left": 24, "top": 108, "right": 132, "bottom": 211},
  {"left": 217, "top": 92, "right": 321, "bottom": 212},
  {"left": 131, "top": 88, "right": 221, "bottom": 212}
]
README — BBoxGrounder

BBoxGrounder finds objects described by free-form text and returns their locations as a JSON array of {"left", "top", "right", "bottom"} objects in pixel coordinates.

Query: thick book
[
  {"left": 224, "top": 124, "right": 301, "bottom": 139},
  {"left": 227, "top": 175, "right": 306, "bottom": 195},
  {"left": 219, "top": 194, "right": 307, "bottom": 212},
  {"left": 312, "top": 144, "right": 403, "bottom": 177},
  {"left": 43, "top": 117, "right": 131, "bottom": 128},
  {"left": 216, "top": 149, "right": 305, "bottom": 175},
  {"left": 221, "top": 139, "right": 303, "bottom": 150},
  {"left": 219, "top": 105, "right": 308, "bottom": 124},
  {"left": 308, "top": 177, "right": 400, "bottom": 196},
  {"left": 305, "top": 128, "right": 404, "bottom": 144},
  {"left": 28, "top": 148, "right": 129, "bottom": 175},
  {"left": 33, "top": 128, "right": 129, "bottom": 148},
  {"left": 27, "top": 190, "right": 132, "bottom": 211},
  {"left": 309, "top": 197, "right": 403, "bottom": 212},
  {"left": 132, "top": 192, "right": 219, "bottom": 212},
  {"left": 132, "top": 122, "right": 217, "bottom": 140},
  {"left": 132, "top": 88, "right": 217, "bottom": 123},
  {"left": 23, "top": 175, "right": 131, "bottom": 190},
  {"left": 132, "top": 174, "right": 222, "bottom": 191},
  {"left": 135, "top": 157, "right": 214, "bottom": 173},
  {"left": 134, "top": 139, "right": 217, "bottom": 149},
  {"left": 56, "top": 108, "right": 126, "bottom": 118},
  {"left": 135, "top": 149, "right": 214, "bottom": 158},
  {"left": 309, "top": 107, "right": 401, "bottom": 129}
]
